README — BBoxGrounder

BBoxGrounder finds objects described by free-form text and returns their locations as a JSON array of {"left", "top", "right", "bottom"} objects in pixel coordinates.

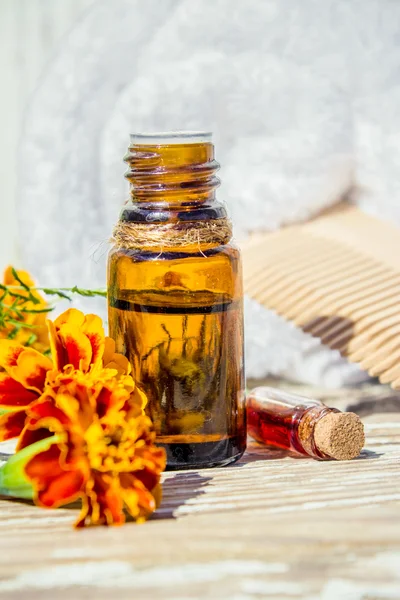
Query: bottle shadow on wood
[
  {"left": 152, "top": 472, "right": 212, "bottom": 520},
  {"left": 232, "top": 443, "right": 304, "bottom": 466}
]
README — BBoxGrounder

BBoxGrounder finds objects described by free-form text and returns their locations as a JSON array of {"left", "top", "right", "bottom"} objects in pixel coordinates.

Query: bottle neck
[
  {"left": 114, "top": 134, "right": 231, "bottom": 251},
  {"left": 124, "top": 141, "right": 220, "bottom": 207}
]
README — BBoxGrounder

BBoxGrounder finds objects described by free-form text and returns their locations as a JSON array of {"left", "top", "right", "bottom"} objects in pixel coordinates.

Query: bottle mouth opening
[{"left": 130, "top": 131, "right": 212, "bottom": 145}]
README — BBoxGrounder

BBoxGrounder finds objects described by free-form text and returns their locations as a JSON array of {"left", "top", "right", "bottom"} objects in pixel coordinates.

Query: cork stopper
[{"left": 314, "top": 411, "right": 365, "bottom": 460}]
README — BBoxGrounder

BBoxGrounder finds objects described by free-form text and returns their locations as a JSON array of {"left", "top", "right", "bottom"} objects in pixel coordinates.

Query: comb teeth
[{"left": 242, "top": 203, "right": 400, "bottom": 389}]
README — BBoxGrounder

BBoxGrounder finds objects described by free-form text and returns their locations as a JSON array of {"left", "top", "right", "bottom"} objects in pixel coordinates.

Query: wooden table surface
[{"left": 0, "top": 380, "right": 399, "bottom": 600}]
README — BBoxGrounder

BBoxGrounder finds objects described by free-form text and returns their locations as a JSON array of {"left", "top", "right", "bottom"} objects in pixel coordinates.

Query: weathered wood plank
[{"left": 0, "top": 382, "right": 399, "bottom": 599}]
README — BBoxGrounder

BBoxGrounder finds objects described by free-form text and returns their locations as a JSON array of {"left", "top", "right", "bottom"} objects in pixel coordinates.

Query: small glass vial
[
  {"left": 108, "top": 132, "right": 246, "bottom": 470},
  {"left": 247, "top": 386, "right": 364, "bottom": 460}
]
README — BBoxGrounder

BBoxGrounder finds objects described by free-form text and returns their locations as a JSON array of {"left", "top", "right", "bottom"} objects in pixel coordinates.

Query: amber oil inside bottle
[{"left": 108, "top": 132, "right": 246, "bottom": 469}]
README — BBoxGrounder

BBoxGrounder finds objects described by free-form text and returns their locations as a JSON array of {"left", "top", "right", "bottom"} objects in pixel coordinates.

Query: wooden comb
[{"left": 241, "top": 202, "right": 400, "bottom": 389}]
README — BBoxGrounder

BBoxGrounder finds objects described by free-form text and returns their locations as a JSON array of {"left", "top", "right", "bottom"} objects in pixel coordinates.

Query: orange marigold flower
[
  {"left": 0, "top": 308, "right": 145, "bottom": 442},
  {"left": 18, "top": 368, "right": 165, "bottom": 527},
  {"left": 0, "top": 307, "right": 164, "bottom": 526},
  {"left": 1, "top": 266, "right": 49, "bottom": 353}
]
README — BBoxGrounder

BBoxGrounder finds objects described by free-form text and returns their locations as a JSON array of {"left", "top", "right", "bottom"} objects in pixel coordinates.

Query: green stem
[
  {"left": 39, "top": 286, "right": 106, "bottom": 297},
  {"left": 4, "top": 286, "right": 107, "bottom": 302}
]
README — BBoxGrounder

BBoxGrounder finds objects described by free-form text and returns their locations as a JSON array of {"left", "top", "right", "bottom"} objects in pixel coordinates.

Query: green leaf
[
  {"left": 0, "top": 435, "right": 62, "bottom": 500},
  {"left": 7, "top": 319, "right": 35, "bottom": 329},
  {"left": 6, "top": 328, "right": 19, "bottom": 340},
  {"left": 10, "top": 268, "right": 30, "bottom": 291},
  {"left": 28, "top": 294, "right": 41, "bottom": 305},
  {"left": 40, "top": 288, "right": 72, "bottom": 301},
  {"left": 40, "top": 286, "right": 106, "bottom": 299},
  {"left": 5, "top": 290, "right": 29, "bottom": 302},
  {"left": 20, "top": 306, "right": 54, "bottom": 314},
  {"left": 3, "top": 284, "right": 107, "bottom": 303},
  {"left": 25, "top": 333, "right": 38, "bottom": 347},
  {"left": 0, "top": 299, "right": 21, "bottom": 313},
  {"left": 69, "top": 286, "right": 107, "bottom": 298}
]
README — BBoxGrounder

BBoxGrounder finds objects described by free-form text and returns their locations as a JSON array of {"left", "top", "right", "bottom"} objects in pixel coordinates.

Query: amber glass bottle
[{"left": 108, "top": 132, "right": 246, "bottom": 470}]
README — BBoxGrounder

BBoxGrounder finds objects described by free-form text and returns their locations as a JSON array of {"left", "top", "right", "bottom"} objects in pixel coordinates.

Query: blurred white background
[{"left": 0, "top": 0, "right": 95, "bottom": 273}]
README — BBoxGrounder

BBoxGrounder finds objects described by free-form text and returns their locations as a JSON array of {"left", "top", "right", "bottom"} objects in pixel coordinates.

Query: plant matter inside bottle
[{"left": 109, "top": 284, "right": 245, "bottom": 469}]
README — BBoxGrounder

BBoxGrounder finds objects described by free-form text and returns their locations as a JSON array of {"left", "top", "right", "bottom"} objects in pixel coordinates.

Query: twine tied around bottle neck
[{"left": 111, "top": 218, "right": 232, "bottom": 250}]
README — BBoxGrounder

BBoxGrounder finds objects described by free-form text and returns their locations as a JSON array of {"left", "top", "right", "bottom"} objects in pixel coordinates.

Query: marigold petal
[
  {"left": 54, "top": 308, "right": 86, "bottom": 329},
  {"left": 25, "top": 443, "right": 63, "bottom": 480},
  {"left": 103, "top": 337, "right": 132, "bottom": 376},
  {"left": 82, "top": 314, "right": 105, "bottom": 368},
  {"left": 37, "top": 471, "right": 85, "bottom": 508},
  {"left": 123, "top": 460, "right": 163, "bottom": 497},
  {"left": 58, "top": 323, "right": 93, "bottom": 372},
  {"left": 0, "top": 373, "right": 38, "bottom": 409},
  {"left": 135, "top": 485, "right": 157, "bottom": 519},
  {"left": 47, "top": 320, "right": 67, "bottom": 371},
  {"left": 51, "top": 392, "right": 80, "bottom": 424},
  {"left": 0, "top": 341, "right": 25, "bottom": 371},
  {"left": 0, "top": 409, "right": 27, "bottom": 441},
  {"left": 130, "top": 385, "right": 148, "bottom": 411},
  {"left": 104, "top": 357, "right": 131, "bottom": 376},
  {"left": 25, "top": 444, "right": 88, "bottom": 508},
  {"left": 115, "top": 354, "right": 131, "bottom": 374},
  {"left": 95, "top": 385, "right": 129, "bottom": 419},
  {"left": 52, "top": 386, "right": 96, "bottom": 432},
  {"left": 28, "top": 396, "right": 72, "bottom": 427},
  {"left": 17, "top": 395, "right": 72, "bottom": 451},
  {"left": 103, "top": 337, "right": 116, "bottom": 365},
  {"left": 100, "top": 477, "right": 125, "bottom": 526},
  {"left": 74, "top": 385, "right": 97, "bottom": 429},
  {"left": 17, "top": 423, "right": 54, "bottom": 451},
  {"left": 78, "top": 474, "right": 125, "bottom": 527},
  {"left": 120, "top": 477, "right": 156, "bottom": 521},
  {"left": 120, "top": 486, "right": 141, "bottom": 519},
  {"left": 152, "top": 483, "right": 163, "bottom": 509},
  {"left": 75, "top": 493, "right": 91, "bottom": 528},
  {"left": 8, "top": 349, "right": 52, "bottom": 393}
]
